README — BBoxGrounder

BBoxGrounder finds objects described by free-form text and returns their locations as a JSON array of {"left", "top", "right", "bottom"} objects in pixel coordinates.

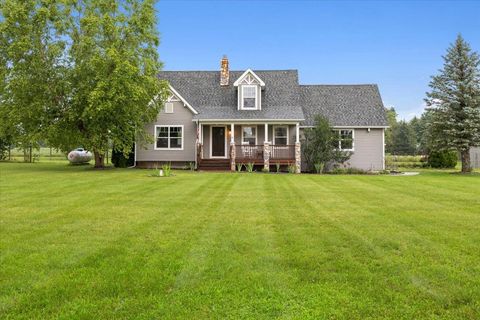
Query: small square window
[{"left": 165, "top": 103, "right": 174, "bottom": 113}]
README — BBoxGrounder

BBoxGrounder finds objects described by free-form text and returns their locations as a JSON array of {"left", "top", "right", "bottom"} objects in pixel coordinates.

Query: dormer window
[
  {"left": 233, "top": 69, "right": 265, "bottom": 111},
  {"left": 242, "top": 85, "right": 257, "bottom": 109}
]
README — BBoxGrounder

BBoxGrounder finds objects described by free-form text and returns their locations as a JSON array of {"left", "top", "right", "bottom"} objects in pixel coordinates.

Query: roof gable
[
  {"left": 233, "top": 69, "right": 266, "bottom": 87},
  {"left": 168, "top": 85, "right": 198, "bottom": 115}
]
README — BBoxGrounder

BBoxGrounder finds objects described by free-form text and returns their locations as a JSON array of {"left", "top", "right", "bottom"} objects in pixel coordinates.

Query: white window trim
[
  {"left": 209, "top": 125, "right": 228, "bottom": 158},
  {"left": 273, "top": 125, "right": 289, "bottom": 145},
  {"left": 154, "top": 125, "right": 184, "bottom": 151},
  {"left": 334, "top": 129, "right": 355, "bottom": 151},
  {"left": 241, "top": 85, "right": 258, "bottom": 110},
  {"left": 241, "top": 125, "right": 258, "bottom": 145}
]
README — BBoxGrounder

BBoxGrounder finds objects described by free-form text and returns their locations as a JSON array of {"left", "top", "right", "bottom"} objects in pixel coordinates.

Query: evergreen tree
[
  {"left": 426, "top": 35, "right": 480, "bottom": 173},
  {"left": 391, "top": 120, "right": 417, "bottom": 155}
]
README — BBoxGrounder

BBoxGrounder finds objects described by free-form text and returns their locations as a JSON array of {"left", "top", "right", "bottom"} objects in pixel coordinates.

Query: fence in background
[{"left": 3, "top": 147, "right": 111, "bottom": 164}]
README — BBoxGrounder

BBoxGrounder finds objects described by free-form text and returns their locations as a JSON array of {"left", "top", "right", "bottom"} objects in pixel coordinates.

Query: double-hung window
[
  {"left": 242, "top": 126, "right": 257, "bottom": 145},
  {"left": 242, "top": 85, "right": 257, "bottom": 109},
  {"left": 334, "top": 129, "right": 354, "bottom": 151},
  {"left": 155, "top": 125, "right": 183, "bottom": 150},
  {"left": 274, "top": 126, "right": 288, "bottom": 145}
]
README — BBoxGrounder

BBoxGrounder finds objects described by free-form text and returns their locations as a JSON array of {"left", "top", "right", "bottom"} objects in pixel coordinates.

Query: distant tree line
[{"left": 384, "top": 107, "right": 430, "bottom": 156}]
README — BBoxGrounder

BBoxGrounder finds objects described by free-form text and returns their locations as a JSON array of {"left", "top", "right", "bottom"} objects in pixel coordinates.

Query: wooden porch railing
[
  {"left": 270, "top": 145, "right": 295, "bottom": 160},
  {"left": 235, "top": 145, "right": 264, "bottom": 161}
]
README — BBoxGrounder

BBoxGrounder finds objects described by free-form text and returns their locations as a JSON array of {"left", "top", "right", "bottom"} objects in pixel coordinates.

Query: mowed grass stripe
[
  {"left": 286, "top": 175, "right": 480, "bottom": 318},
  {"left": 1, "top": 170, "right": 228, "bottom": 317}
]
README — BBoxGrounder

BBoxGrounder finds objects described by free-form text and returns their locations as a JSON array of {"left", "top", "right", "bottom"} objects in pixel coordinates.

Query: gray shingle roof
[
  {"left": 300, "top": 85, "right": 388, "bottom": 127},
  {"left": 158, "top": 70, "right": 388, "bottom": 127},
  {"left": 159, "top": 70, "right": 304, "bottom": 121}
]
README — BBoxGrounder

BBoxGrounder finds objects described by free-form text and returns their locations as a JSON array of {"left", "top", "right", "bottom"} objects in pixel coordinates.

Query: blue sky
[{"left": 156, "top": 0, "right": 480, "bottom": 120}]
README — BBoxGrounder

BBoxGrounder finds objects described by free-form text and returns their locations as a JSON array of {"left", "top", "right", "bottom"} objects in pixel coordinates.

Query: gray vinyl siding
[
  {"left": 348, "top": 128, "right": 384, "bottom": 170},
  {"left": 471, "top": 147, "right": 480, "bottom": 168},
  {"left": 136, "top": 101, "right": 196, "bottom": 162},
  {"left": 300, "top": 127, "right": 384, "bottom": 171}
]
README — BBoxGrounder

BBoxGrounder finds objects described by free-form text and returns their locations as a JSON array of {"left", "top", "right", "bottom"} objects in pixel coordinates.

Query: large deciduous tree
[
  {"left": 426, "top": 35, "right": 480, "bottom": 173},
  {"left": 0, "top": 0, "right": 168, "bottom": 168},
  {"left": 0, "top": 0, "right": 68, "bottom": 153},
  {"left": 55, "top": 0, "right": 168, "bottom": 168}
]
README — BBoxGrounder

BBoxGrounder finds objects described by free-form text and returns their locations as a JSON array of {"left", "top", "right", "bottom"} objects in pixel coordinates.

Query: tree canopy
[{"left": 0, "top": 0, "right": 168, "bottom": 168}]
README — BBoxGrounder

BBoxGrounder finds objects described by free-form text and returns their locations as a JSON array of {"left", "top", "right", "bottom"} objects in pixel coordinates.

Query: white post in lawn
[
  {"left": 264, "top": 123, "right": 269, "bottom": 143},
  {"left": 230, "top": 123, "right": 235, "bottom": 171}
]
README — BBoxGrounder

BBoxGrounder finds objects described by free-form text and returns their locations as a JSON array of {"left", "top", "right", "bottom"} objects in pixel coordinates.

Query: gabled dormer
[{"left": 233, "top": 69, "right": 265, "bottom": 111}]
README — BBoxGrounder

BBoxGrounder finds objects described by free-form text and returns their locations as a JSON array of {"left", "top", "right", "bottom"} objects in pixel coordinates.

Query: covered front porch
[{"left": 196, "top": 122, "right": 301, "bottom": 172}]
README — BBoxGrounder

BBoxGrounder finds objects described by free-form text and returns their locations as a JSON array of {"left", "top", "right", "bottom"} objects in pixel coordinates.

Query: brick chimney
[{"left": 220, "top": 55, "right": 229, "bottom": 86}]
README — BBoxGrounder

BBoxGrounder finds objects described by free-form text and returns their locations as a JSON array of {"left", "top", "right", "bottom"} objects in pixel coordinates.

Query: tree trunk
[
  {"left": 94, "top": 151, "right": 105, "bottom": 169},
  {"left": 460, "top": 149, "right": 472, "bottom": 173}
]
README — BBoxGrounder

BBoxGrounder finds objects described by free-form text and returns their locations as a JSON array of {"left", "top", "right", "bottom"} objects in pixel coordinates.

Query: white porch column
[
  {"left": 264, "top": 123, "right": 269, "bottom": 142},
  {"left": 230, "top": 123, "right": 236, "bottom": 171},
  {"left": 199, "top": 123, "right": 204, "bottom": 160},
  {"left": 296, "top": 123, "right": 300, "bottom": 143}
]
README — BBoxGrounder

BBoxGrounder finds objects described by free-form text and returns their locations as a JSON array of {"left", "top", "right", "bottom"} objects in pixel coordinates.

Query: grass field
[{"left": 1, "top": 162, "right": 480, "bottom": 319}]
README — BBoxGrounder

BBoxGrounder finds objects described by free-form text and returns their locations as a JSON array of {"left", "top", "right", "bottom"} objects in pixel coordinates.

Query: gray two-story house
[{"left": 135, "top": 56, "right": 389, "bottom": 172}]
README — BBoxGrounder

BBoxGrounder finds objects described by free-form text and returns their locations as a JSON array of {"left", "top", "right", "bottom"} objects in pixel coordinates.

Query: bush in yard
[
  {"left": 302, "top": 115, "right": 352, "bottom": 173},
  {"left": 427, "top": 150, "right": 457, "bottom": 168},
  {"left": 111, "top": 145, "right": 134, "bottom": 168}
]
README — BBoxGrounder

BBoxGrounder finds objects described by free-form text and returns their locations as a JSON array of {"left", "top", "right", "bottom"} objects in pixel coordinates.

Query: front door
[{"left": 211, "top": 126, "right": 226, "bottom": 158}]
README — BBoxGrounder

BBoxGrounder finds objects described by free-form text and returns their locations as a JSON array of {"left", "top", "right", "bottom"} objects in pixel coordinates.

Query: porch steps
[{"left": 198, "top": 159, "right": 230, "bottom": 171}]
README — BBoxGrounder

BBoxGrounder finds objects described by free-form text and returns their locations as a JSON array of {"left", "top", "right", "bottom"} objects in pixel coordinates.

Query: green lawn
[{"left": 1, "top": 162, "right": 480, "bottom": 319}]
